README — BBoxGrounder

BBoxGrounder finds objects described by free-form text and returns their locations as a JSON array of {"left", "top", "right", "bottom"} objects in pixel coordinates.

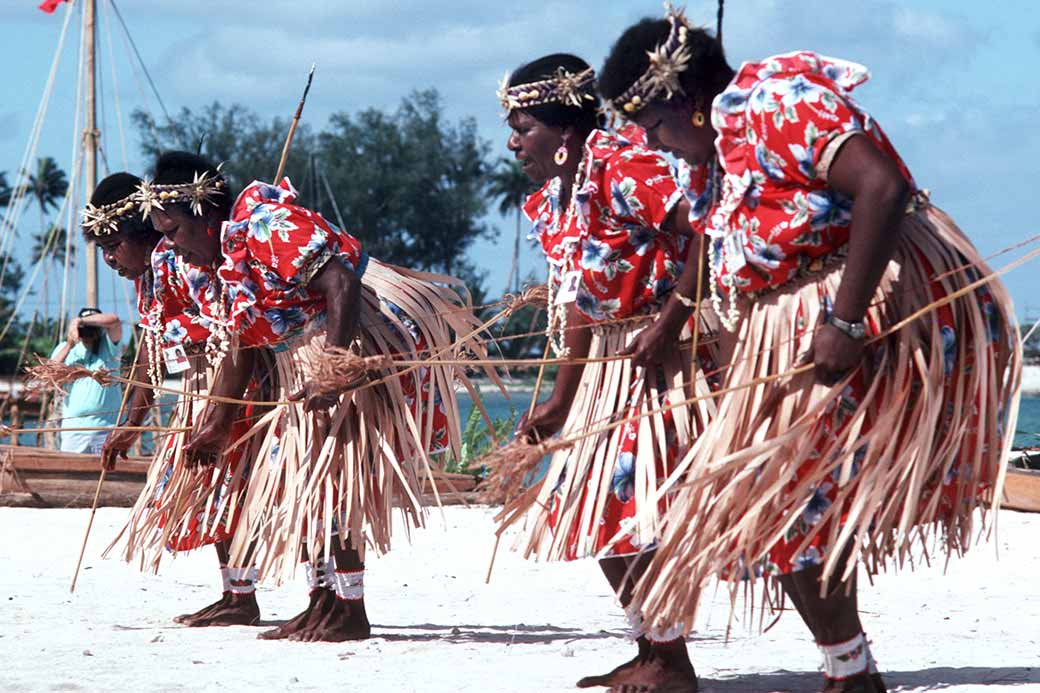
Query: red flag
[{"left": 38, "top": 0, "right": 68, "bottom": 14}]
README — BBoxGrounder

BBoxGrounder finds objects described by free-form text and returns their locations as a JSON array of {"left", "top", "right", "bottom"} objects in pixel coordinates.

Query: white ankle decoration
[
  {"left": 820, "top": 633, "right": 868, "bottom": 680},
  {"left": 864, "top": 635, "right": 878, "bottom": 674},
  {"left": 227, "top": 567, "right": 258, "bottom": 595},
  {"left": 220, "top": 566, "right": 231, "bottom": 593},
  {"left": 646, "top": 624, "right": 684, "bottom": 644},
  {"left": 333, "top": 569, "right": 364, "bottom": 602},
  {"left": 624, "top": 604, "right": 645, "bottom": 640},
  {"left": 303, "top": 557, "right": 328, "bottom": 586}
]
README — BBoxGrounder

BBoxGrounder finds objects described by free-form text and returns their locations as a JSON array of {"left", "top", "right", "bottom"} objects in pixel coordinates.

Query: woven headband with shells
[
  {"left": 612, "top": 4, "right": 693, "bottom": 116},
  {"left": 81, "top": 194, "right": 138, "bottom": 237},
  {"left": 132, "top": 164, "right": 227, "bottom": 220},
  {"left": 498, "top": 66, "right": 596, "bottom": 115}
]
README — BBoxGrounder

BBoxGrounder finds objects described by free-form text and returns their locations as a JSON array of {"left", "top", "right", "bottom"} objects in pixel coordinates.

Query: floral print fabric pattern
[
  {"left": 524, "top": 124, "right": 686, "bottom": 323},
  {"left": 217, "top": 178, "right": 367, "bottom": 347},
  {"left": 138, "top": 239, "right": 216, "bottom": 347},
  {"left": 706, "top": 51, "right": 915, "bottom": 295}
]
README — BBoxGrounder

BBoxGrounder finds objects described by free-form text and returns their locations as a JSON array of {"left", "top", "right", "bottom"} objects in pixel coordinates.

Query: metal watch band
[{"left": 827, "top": 315, "right": 867, "bottom": 339}]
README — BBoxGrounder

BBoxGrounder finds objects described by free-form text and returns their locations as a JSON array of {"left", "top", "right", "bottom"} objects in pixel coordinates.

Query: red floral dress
[
  {"left": 137, "top": 240, "right": 215, "bottom": 349},
  {"left": 700, "top": 52, "right": 1002, "bottom": 574},
  {"left": 133, "top": 241, "right": 247, "bottom": 552},
  {"left": 215, "top": 178, "right": 449, "bottom": 453},
  {"left": 526, "top": 124, "right": 687, "bottom": 323},
  {"left": 526, "top": 125, "right": 694, "bottom": 557}
]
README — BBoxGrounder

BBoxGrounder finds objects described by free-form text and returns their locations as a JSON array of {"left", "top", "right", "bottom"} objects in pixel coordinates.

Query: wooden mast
[{"left": 83, "top": 0, "right": 98, "bottom": 308}]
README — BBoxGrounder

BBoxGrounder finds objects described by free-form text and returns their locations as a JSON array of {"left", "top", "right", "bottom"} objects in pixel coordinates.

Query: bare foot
[
  {"left": 290, "top": 597, "right": 371, "bottom": 643},
  {"left": 174, "top": 593, "right": 230, "bottom": 625},
  {"left": 577, "top": 651, "right": 645, "bottom": 688},
  {"left": 184, "top": 593, "right": 260, "bottom": 627},
  {"left": 258, "top": 589, "right": 334, "bottom": 641},
  {"left": 578, "top": 640, "right": 697, "bottom": 693}
]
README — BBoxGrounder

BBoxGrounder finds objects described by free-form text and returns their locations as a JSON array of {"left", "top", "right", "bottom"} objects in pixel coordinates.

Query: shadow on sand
[{"left": 700, "top": 666, "right": 1037, "bottom": 692}]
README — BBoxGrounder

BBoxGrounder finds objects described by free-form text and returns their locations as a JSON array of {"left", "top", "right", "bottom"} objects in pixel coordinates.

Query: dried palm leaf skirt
[
  {"left": 221, "top": 259, "right": 497, "bottom": 580},
  {"left": 107, "top": 360, "right": 257, "bottom": 571},
  {"left": 495, "top": 316, "right": 719, "bottom": 562},
  {"left": 632, "top": 205, "right": 1021, "bottom": 634}
]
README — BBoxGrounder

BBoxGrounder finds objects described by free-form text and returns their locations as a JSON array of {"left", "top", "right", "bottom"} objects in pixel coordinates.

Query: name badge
[
  {"left": 555, "top": 270, "right": 582, "bottom": 305},
  {"left": 722, "top": 231, "right": 747, "bottom": 273},
  {"left": 163, "top": 344, "right": 190, "bottom": 374}
]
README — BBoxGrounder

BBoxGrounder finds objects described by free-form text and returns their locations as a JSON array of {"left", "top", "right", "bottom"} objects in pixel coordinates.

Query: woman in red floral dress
[
  {"left": 599, "top": 8, "right": 1019, "bottom": 692},
  {"left": 496, "top": 53, "right": 719, "bottom": 692},
  {"left": 83, "top": 173, "right": 261, "bottom": 627},
  {"left": 135, "top": 151, "right": 496, "bottom": 642}
]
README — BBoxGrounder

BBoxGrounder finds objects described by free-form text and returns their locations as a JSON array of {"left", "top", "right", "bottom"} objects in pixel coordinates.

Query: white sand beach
[{"left": 0, "top": 506, "right": 1037, "bottom": 693}]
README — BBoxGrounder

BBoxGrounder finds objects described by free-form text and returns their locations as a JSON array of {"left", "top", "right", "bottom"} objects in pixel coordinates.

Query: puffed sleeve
[
  {"left": 601, "top": 147, "right": 684, "bottom": 231},
  {"left": 745, "top": 73, "right": 864, "bottom": 187},
  {"left": 231, "top": 200, "right": 364, "bottom": 289}
]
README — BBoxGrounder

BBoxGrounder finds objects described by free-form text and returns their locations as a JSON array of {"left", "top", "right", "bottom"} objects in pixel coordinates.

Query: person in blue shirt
[{"left": 48, "top": 307, "right": 124, "bottom": 454}]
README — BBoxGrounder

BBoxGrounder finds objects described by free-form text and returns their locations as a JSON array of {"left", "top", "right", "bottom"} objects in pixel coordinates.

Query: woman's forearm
[{"left": 312, "top": 261, "right": 362, "bottom": 349}]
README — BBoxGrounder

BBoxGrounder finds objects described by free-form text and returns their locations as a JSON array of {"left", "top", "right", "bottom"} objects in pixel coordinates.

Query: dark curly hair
[
  {"left": 152, "top": 150, "right": 233, "bottom": 218},
  {"left": 507, "top": 53, "right": 602, "bottom": 132},
  {"left": 598, "top": 19, "right": 733, "bottom": 112},
  {"left": 85, "top": 172, "right": 160, "bottom": 242}
]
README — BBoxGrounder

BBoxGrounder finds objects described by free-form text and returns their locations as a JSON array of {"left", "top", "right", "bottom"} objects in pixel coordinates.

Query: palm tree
[
  {"left": 23, "top": 158, "right": 69, "bottom": 327},
  {"left": 487, "top": 158, "right": 533, "bottom": 295},
  {"left": 0, "top": 171, "right": 11, "bottom": 208},
  {"left": 25, "top": 157, "right": 68, "bottom": 220},
  {"left": 32, "top": 225, "right": 74, "bottom": 267}
]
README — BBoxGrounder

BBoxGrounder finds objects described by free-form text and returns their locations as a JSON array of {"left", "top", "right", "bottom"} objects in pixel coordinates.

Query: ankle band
[
  {"left": 646, "top": 624, "right": 684, "bottom": 644},
  {"left": 820, "top": 633, "right": 868, "bottom": 680},
  {"left": 624, "top": 604, "right": 645, "bottom": 640},
  {"left": 864, "top": 633, "right": 878, "bottom": 674},
  {"left": 306, "top": 557, "right": 334, "bottom": 592},
  {"left": 220, "top": 565, "right": 231, "bottom": 593},
  {"left": 332, "top": 569, "right": 364, "bottom": 602},
  {"left": 227, "top": 566, "right": 258, "bottom": 595}
]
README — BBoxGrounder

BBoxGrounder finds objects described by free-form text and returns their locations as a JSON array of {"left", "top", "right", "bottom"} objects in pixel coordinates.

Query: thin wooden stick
[
  {"left": 486, "top": 320, "right": 554, "bottom": 584},
  {"left": 70, "top": 331, "right": 142, "bottom": 593},
  {"left": 273, "top": 64, "right": 315, "bottom": 183},
  {"left": 688, "top": 231, "right": 707, "bottom": 389},
  {"left": 70, "top": 467, "right": 106, "bottom": 593}
]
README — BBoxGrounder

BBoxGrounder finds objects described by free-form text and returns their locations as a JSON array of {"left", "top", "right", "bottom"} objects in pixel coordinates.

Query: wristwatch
[{"left": 827, "top": 314, "right": 867, "bottom": 340}]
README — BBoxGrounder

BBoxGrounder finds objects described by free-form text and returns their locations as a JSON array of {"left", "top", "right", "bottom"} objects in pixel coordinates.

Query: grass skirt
[
  {"left": 224, "top": 259, "right": 496, "bottom": 580},
  {"left": 631, "top": 205, "right": 1021, "bottom": 634},
  {"left": 107, "top": 361, "right": 256, "bottom": 570},
  {"left": 495, "top": 316, "right": 719, "bottom": 562}
]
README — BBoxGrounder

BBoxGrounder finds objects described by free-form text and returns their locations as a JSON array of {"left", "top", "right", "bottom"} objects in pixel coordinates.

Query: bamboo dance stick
[
  {"left": 273, "top": 64, "right": 315, "bottom": 184},
  {"left": 70, "top": 331, "right": 143, "bottom": 593},
  {"left": 486, "top": 316, "right": 554, "bottom": 584}
]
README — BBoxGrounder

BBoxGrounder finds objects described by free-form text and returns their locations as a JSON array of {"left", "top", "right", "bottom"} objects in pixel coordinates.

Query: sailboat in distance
[{"left": 0, "top": 0, "right": 157, "bottom": 507}]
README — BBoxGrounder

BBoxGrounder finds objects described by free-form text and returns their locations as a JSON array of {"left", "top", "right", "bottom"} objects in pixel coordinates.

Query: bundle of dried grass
[
  {"left": 479, "top": 437, "right": 574, "bottom": 504},
  {"left": 503, "top": 284, "right": 549, "bottom": 316},
  {"left": 27, "top": 358, "right": 113, "bottom": 393},
  {"left": 309, "top": 348, "right": 394, "bottom": 396}
]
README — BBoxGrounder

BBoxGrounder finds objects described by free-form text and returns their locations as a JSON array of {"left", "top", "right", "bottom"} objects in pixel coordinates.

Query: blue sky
[{"left": 2, "top": 0, "right": 1038, "bottom": 323}]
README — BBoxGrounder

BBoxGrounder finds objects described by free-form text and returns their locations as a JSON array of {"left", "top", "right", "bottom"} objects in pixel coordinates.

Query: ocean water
[
  {"left": 9, "top": 390, "right": 1037, "bottom": 453},
  {"left": 459, "top": 391, "right": 1040, "bottom": 450}
]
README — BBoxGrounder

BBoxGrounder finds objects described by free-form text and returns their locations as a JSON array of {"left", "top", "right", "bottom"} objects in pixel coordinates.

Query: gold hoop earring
[
  {"left": 691, "top": 110, "right": 706, "bottom": 128},
  {"left": 554, "top": 144, "right": 569, "bottom": 166}
]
